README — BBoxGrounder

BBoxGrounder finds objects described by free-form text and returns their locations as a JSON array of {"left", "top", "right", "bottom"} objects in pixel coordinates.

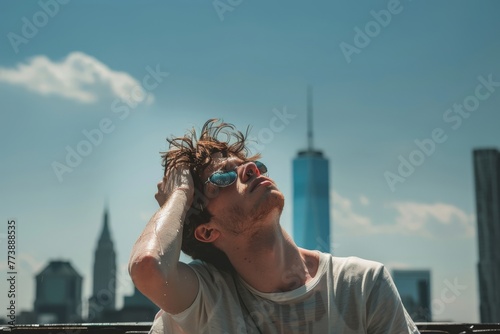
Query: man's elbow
[{"left": 129, "top": 252, "right": 162, "bottom": 289}]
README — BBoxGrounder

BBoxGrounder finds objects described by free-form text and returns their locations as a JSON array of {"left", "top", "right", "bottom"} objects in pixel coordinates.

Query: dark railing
[{"left": 1, "top": 323, "right": 500, "bottom": 334}]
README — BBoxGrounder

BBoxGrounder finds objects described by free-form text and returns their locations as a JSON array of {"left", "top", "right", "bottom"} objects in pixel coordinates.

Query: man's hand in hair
[{"left": 155, "top": 166, "right": 194, "bottom": 207}]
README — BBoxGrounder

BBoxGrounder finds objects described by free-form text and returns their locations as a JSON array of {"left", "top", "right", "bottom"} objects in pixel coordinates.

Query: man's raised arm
[{"left": 128, "top": 167, "right": 199, "bottom": 315}]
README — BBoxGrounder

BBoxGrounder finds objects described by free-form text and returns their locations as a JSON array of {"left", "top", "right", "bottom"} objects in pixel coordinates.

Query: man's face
[{"left": 201, "top": 153, "right": 285, "bottom": 235}]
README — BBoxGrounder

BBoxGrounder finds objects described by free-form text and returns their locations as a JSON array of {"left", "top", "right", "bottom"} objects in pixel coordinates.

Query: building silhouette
[
  {"left": 392, "top": 269, "right": 432, "bottom": 322},
  {"left": 119, "top": 286, "right": 159, "bottom": 321},
  {"left": 293, "top": 86, "right": 331, "bottom": 252},
  {"left": 473, "top": 148, "right": 500, "bottom": 323},
  {"left": 34, "top": 260, "right": 83, "bottom": 323},
  {"left": 88, "top": 207, "right": 117, "bottom": 322}
]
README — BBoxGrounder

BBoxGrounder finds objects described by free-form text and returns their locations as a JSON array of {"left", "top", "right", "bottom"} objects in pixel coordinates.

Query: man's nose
[{"left": 241, "top": 162, "right": 261, "bottom": 180}]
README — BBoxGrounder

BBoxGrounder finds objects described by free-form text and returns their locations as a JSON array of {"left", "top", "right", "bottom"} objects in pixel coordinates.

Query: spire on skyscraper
[
  {"left": 99, "top": 207, "right": 111, "bottom": 243},
  {"left": 300, "top": 85, "right": 323, "bottom": 157},
  {"left": 307, "top": 85, "right": 314, "bottom": 152}
]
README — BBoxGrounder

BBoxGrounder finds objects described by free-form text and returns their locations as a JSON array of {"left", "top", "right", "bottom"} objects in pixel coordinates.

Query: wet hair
[{"left": 161, "top": 119, "right": 259, "bottom": 271}]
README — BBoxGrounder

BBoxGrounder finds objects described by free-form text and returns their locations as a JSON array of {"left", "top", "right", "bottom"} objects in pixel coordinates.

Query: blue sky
[{"left": 1, "top": 0, "right": 499, "bottom": 323}]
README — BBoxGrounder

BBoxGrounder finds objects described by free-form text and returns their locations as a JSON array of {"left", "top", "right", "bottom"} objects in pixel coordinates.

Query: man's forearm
[{"left": 129, "top": 189, "right": 191, "bottom": 278}]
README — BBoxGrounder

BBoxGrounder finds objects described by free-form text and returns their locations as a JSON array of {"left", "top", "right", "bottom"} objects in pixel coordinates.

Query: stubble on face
[{"left": 217, "top": 189, "right": 285, "bottom": 236}]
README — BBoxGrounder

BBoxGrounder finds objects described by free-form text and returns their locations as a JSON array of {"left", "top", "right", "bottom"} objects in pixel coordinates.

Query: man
[{"left": 129, "top": 119, "right": 420, "bottom": 334}]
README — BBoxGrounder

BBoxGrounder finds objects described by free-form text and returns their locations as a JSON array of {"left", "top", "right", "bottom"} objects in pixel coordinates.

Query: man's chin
[{"left": 252, "top": 191, "right": 285, "bottom": 220}]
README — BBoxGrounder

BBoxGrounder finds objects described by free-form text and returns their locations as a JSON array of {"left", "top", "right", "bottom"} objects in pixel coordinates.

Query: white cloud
[
  {"left": 0, "top": 51, "right": 154, "bottom": 105},
  {"left": 359, "top": 195, "right": 370, "bottom": 206},
  {"left": 332, "top": 191, "right": 375, "bottom": 232},
  {"left": 389, "top": 201, "right": 475, "bottom": 238},
  {"left": 19, "top": 252, "right": 46, "bottom": 273},
  {"left": 332, "top": 190, "right": 475, "bottom": 238}
]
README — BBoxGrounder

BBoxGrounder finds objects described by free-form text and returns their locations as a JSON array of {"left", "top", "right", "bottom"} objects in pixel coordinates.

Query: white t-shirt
[{"left": 150, "top": 253, "right": 420, "bottom": 334}]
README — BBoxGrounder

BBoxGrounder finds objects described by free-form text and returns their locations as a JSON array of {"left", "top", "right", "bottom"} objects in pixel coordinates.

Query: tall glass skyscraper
[
  {"left": 473, "top": 148, "right": 500, "bottom": 323},
  {"left": 293, "top": 87, "right": 331, "bottom": 252}
]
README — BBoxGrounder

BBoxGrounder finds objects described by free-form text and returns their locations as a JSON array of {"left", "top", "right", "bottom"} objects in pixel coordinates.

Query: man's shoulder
[
  {"left": 186, "top": 259, "right": 235, "bottom": 284},
  {"left": 331, "top": 255, "right": 384, "bottom": 270},
  {"left": 319, "top": 253, "right": 385, "bottom": 282}
]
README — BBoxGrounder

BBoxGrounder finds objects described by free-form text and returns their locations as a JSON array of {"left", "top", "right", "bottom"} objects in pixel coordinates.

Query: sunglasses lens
[
  {"left": 208, "top": 161, "right": 268, "bottom": 187},
  {"left": 255, "top": 161, "right": 268, "bottom": 175},
  {"left": 209, "top": 170, "right": 237, "bottom": 187}
]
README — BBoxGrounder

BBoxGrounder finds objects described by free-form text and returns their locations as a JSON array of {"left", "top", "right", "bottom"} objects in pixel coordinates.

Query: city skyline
[
  {"left": 1, "top": 209, "right": 157, "bottom": 324},
  {"left": 2, "top": 1, "right": 500, "bottom": 323}
]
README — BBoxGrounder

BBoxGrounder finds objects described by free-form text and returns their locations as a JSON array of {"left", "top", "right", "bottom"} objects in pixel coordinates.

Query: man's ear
[{"left": 194, "top": 224, "right": 220, "bottom": 243}]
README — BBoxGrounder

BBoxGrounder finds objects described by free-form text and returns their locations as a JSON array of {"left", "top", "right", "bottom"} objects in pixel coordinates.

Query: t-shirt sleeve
[
  {"left": 365, "top": 266, "right": 420, "bottom": 334},
  {"left": 172, "top": 261, "right": 220, "bottom": 328},
  {"left": 150, "top": 260, "right": 238, "bottom": 334}
]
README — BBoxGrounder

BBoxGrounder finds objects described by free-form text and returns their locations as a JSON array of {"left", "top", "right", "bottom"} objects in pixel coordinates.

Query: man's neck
[{"left": 221, "top": 223, "right": 319, "bottom": 293}]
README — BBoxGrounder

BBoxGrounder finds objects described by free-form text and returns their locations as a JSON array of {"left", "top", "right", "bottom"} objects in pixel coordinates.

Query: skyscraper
[
  {"left": 88, "top": 207, "right": 117, "bottom": 321},
  {"left": 392, "top": 269, "right": 432, "bottom": 322},
  {"left": 34, "top": 260, "right": 83, "bottom": 323},
  {"left": 293, "top": 86, "right": 331, "bottom": 252},
  {"left": 473, "top": 148, "right": 500, "bottom": 322}
]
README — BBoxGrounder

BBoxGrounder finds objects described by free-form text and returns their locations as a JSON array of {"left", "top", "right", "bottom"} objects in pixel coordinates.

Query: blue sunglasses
[{"left": 205, "top": 161, "right": 268, "bottom": 187}]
